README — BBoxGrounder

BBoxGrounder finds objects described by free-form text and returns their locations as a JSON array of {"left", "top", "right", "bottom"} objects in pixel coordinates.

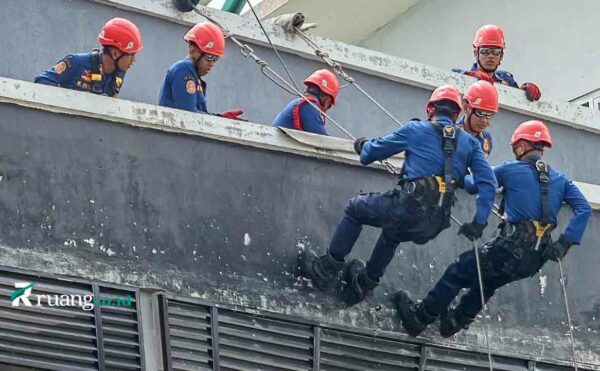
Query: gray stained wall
[
  {"left": 1, "top": 103, "right": 599, "bottom": 366},
  {"left": 1, "top": 0, "right": 599, "bottom": 367}
]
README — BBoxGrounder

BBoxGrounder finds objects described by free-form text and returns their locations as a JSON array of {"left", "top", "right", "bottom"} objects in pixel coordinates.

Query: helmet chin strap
[
  {"left": 305, "top": 85, "right": 328, "bottom": 107},
  {"left": 193, "top": 52, "right": 203, "bottom": 71},
  {"left": 111, "top": 50, "right": 129, "bottom": 73},
  {"left": 465, "top": 112, "right": 476, "bottom": 133}
]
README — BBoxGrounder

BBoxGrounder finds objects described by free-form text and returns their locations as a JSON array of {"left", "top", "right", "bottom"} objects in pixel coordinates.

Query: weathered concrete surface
[{"left": 0, "top": 103, "right": 598, "bottom": 367}]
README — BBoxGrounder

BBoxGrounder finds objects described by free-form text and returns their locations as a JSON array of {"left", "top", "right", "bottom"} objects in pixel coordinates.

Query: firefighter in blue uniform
[
  {"left": 394, "top": 120, "right": 592, "bottom": 338},
  {"left": 453, "top": 25, "right": 542, "bottom": 102},
  {"left": 298, "top": 85, "right": 497, "bottom": 305},
  {"left": 460, "top": 81, "right": 499, "bottom": 158},
  {"left": 34, "top": 18, "right": 142, "bottom": 97},
  {"left": 272, "top": 69, "right": 339, "bottom": 136},
  {"left": 159, "top": 22, "right": 244, "bottom": 120}
]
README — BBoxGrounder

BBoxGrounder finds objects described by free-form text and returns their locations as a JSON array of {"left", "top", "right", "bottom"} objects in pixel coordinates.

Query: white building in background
[{"left": 252, "top": 0, "right": 600, "bottom": 104}]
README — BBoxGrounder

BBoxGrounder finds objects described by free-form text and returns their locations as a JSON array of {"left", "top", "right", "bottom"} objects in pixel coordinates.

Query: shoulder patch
[
  {"left": 55, "top": 61, "right": 68, "bottom": 74},
  {"left": 185, "top": 79, "right": 196, "bottom": 94}
]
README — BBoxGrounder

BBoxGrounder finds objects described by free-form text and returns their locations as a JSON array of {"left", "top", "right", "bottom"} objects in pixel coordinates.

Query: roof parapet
[{"left": 2, "top": 77, "right": 598, "bottom": 209}]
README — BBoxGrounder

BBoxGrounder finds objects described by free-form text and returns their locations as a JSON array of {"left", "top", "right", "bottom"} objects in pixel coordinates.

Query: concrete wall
[
  {"left": 1, "top": 101, "right": 599, "bottom": 366},
  {"left": 360, "top": 0, "right": 600, "bottom": 102}
]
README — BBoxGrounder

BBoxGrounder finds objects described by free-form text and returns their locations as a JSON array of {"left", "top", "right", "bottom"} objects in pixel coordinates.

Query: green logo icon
[{"left": 12, "top": 282, "right": 35, "bottom": 307}]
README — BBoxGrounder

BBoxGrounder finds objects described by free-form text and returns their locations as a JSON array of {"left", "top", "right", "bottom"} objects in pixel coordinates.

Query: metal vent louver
[
  {"left": 99, "top": 287, "right": 142, "bottom": 370},
  {"left": 0, "top": 270, "right": 143, "bottom": 371},
  {"left": 218, "top": 309, "right": 313, "bottom": 371},
  {"left": 319, "top": 329, "right": 420, "bottom": 370},
  {"left": 166, "top": 299, "right": 214, "bottom": 370}
]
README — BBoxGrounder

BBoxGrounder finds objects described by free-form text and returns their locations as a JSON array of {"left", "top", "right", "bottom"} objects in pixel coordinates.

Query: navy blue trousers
[
  {"left": 422, "top": 235, "right": 547, "bottom": 318},
  {"left": 328, "top": 189, "right": 435, "bottom": 280}
]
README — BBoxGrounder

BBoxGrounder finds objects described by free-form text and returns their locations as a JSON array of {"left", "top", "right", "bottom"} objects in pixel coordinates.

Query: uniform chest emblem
[
  {"left": 483, "top": 138, "right": 490, "bottom": 153},
  {"left": 186, "top": 79, "right": 196, "bottom": 94}
]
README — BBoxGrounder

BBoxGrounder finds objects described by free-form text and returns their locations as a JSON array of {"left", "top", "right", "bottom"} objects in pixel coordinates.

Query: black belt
[
  {"left": 500, "top": 221, "right": 553, "bottom": 248},
  {"left": 397, "top": 176, "right": 456, "bottom": 207}
]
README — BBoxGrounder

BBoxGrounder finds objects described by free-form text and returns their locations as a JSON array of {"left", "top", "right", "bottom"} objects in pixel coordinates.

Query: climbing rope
[
  {"left": 557, "top": 258, "right": 579, "bottom": 370},
  {"left": 294, "top": 27, "right": 405, "bottom": 127},
  {"left": 246, "top": 1, "right": 299, "bottom": 92},
  {"left": 451, "top": 215, "right": 494, "bottom": 371},
  {"left": 186, "top": 3, "right": 399, "bottom": 174}
]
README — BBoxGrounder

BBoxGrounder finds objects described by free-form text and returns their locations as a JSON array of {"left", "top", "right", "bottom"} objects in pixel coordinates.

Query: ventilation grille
[
  {"left": 425, "top": 346, "right": 528, "bottom": 370},
  {"left": 0, "top": 270, "right": 143, "bottom": 371},
  {"left": 320, "top": 329, "right": 420, "bottom": 370},
  {"left": 218, "top": 309, "right": 313, "bottom": 371},
  {"left": 166, "top": 299, "right": 213, "bottom": 371},
  {"left": 99, "top": 287, "right": 142, "bottom": 370},
  {"left": 0, "top": 271, "right": 98, "bottom": 371}
]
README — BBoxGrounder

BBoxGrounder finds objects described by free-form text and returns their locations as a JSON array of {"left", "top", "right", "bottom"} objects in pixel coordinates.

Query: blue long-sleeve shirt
[
  {"left": 452, "top": 63, "right": 519, "bottom": 88},
  {"left": 272, "top": 97, "right": 328, "bottom": 135},
  {"left": 34, "top": 52, "right": 125, "bottom": 97},
  {"left": 360, "top": 116, "right": 497, "bottom": 226},
  {"left": 159, "top": 59, "right": 208, "bottom": 113},
  {"left": 466, "top": 157, "right": 591, "bottom": 243}
]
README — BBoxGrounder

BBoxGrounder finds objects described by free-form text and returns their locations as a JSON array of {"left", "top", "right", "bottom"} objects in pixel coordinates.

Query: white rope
[
  {"left": 557, "top": 259, "right": 579, "bottom": 370},
  {"left": 294, "top": 27, "right": 404, "bottom": 127},
  {"left": 189, "top": 5, "right": 399, "bottom": 175},
  {"left": 452, "top": 216, "right": 494, "bottom": 371}
]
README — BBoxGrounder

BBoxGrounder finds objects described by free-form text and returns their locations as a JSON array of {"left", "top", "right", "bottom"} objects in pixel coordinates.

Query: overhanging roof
[{"left": 245, "top": 0, "right": 422, "bottom": 44}]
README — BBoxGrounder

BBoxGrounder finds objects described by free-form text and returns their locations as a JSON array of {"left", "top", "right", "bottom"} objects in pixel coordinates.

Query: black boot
[
  {"left": 439, "top": 309, "right": 475, "bottom": 338},
  {"left": 340, "top": 259, "right": 379, "bottom": 305},
  {"left": 298, "top": 249, "right": 345, "bottom": 291},
  {"left": 392, "top": 290, "right": 437, "bottom": 337}
]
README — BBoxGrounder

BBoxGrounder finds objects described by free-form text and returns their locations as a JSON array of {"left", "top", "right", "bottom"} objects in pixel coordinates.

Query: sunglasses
[
  {"left": 473, "top": 110, "right": 495, "bottom": 119},
  {"left": 202, "top": 54, "right": 220, "bottom": 62},
  {"left": 479, "top": 47, "right": 503, "bottom": 57}
]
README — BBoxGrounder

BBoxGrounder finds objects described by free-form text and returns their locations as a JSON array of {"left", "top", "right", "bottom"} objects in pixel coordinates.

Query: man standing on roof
[
  {"left": 272, "top": 69, "right": 339, "bottom": 136},
  {"left": 298, "top": 85, "right": 497, "bottom": 306},
  {"left": 159, "top": 22, "right": 244, "bottom": 120},
  {"left": 393, "top": 120, "right": 591, "bottom": 338},
  {"left": 34, "top": 18, "right": 142, "bottom": 97},
  {"left": 460, "top": 81, "right": 499, "bottom": 158},
  {"left": 453, "top": 25, "right": 542, "bottom": 102}
]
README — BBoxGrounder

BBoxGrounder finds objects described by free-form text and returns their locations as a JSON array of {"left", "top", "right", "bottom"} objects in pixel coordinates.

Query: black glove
[
  {"left": 458, "top": 220, "right": 486, "bottom": 241},
  {"left": 543, "top": 234, "right": 573, "bottom": 262},
  {"left": 353, "top": 137, "right": 368, "bottom": 155}
]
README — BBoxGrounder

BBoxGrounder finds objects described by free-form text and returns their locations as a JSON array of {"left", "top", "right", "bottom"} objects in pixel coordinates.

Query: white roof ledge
[
  {"left": 1, "top": 77, "right": 598, "bottom": 210},
  {"left": 92, "top": 0, "right": 600, "bottom": 135}
]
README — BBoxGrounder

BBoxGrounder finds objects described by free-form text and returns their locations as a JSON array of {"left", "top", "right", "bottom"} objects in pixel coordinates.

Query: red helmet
[
  {"left": 473, "top": 25, "right": 505, "bottom": 49},
  {"left": 184, "top": 22, "right": 226, "bottom": 56},
  {"left": 463, "top": 81, "right": 499, "bottom": 112},
  {"left": 510, "top": 120, "right": 552, "bottom": 148},
  {"left": 304, "top": 69, "right": 340, "bottom": 104},
  {"left": 98, "top": 18, "right": 143, "bottom": 54},
  {"left": 426, "top": 85, "right": 463, "bottom": 117}
]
